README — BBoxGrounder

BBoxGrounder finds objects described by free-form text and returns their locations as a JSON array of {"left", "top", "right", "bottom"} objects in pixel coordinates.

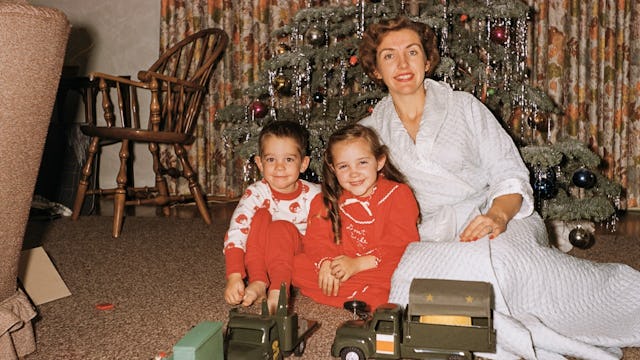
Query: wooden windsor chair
[{"left": 71, "top": 28, "right": 228, "bottom": 238}]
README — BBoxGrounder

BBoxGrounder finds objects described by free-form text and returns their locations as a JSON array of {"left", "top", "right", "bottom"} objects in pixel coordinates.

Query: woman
[
  {"left": 358, "top": 16, "right": 640, "bottom": 360},
  {"left": 359, "top": 17, "right": 532, "bottom": 243}
]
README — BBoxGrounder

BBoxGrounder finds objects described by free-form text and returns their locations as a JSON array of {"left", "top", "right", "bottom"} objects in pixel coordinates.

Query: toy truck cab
[
  {"left": 332, "top": 279, "right": 496, "bottom": 360},
  {"left": 331, "top": 303, "right": 403, "bottom": 359},
  {"left": 224, "top": 283, "right": 318, "bottom": 359},
  {"left": 225, "top": 310, "right": 282, "bottom": 360}
]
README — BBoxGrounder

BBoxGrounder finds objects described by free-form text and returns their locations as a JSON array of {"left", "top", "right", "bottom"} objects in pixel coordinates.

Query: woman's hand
[
  {"left": 459, "top": 193, "right": 523, "bottom": 242},
  {"left": 318, "top": 260, "right": 340, "bottom": 296},
  {"left": 459, "top": 213, "right": 507, "bottom": 242}
]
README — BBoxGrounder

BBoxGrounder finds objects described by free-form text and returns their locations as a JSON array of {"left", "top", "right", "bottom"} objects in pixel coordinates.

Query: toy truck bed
[{"left": 404, "top": 278, "right": 496, "bottom": 353}]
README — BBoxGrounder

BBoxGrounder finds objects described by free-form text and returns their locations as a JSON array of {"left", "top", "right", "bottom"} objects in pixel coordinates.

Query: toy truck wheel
[
  {"left": 294, "top": 317, "right": 309, "bottom": 356},
  {"left": 293, "top": 339, "right": 305, "bottom": 356},
  {"left": 339, "top": 347, "right": 365, "bottom": 360},
  {"left": 447, "top": 352, "right": 472, "bottom": 360}
]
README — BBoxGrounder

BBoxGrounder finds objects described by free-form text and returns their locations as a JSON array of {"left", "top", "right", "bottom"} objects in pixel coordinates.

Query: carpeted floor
[{"left": 21, "top": 206, "right": 640, "bottom": 360}]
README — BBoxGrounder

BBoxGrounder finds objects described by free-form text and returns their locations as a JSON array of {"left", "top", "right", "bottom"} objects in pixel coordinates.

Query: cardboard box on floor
[{"left": 18, "top": 246, "right": 71, "bottom": 305}]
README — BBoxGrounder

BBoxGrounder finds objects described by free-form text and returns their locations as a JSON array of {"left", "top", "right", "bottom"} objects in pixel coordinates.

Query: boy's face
[{"left": 255, "top": 135, "right": 310, "bottom": 194}]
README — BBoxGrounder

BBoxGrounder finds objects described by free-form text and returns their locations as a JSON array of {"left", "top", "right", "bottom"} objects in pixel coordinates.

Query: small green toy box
[{"left": 167, "top": 321, "right": 224, "bottom": 360}]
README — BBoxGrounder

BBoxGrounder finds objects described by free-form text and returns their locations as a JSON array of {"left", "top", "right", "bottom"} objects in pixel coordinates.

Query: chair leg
[
  {"left": 112, "top": 189, "right": 126, "bottom": 238},
  {"left": 112, "top": 139, "right": 130, "bottom": 238},
  {"left": 175, "top": 144, "right": 212, "bottom": 224},
  {"left": 72, "top": 136, "right": 100, "bottom": 220},
  {"left": 149, "top": 141, "right": 171, "bottom": 217}
]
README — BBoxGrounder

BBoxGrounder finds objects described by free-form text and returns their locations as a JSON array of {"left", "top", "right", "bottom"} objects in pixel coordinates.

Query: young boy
[{"left": 223, "top": 120, "right": 321, "bottom": 313}]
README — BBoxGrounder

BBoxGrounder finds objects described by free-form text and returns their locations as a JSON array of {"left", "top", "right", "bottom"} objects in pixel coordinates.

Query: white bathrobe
[{"left": 359, "top": 79, "right": 640, "bottom": 359}]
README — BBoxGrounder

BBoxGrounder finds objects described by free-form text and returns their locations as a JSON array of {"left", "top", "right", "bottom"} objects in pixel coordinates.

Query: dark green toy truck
[
  {"left": 331, "top": 278, "right": 496, "bottom": 360},
  {"left": 224, "top": 283, "right": 319, "bottom": 360}
]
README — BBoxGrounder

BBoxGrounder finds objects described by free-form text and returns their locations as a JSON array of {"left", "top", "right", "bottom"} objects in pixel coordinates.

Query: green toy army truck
[
  {"left": 331, "top": 279, "right": 496, "bottom": 360},
  {"left": 224, "top": 283, "right": 319, "bottom": 359}
]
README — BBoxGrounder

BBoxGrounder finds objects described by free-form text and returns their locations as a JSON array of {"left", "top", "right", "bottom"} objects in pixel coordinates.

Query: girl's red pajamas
[{"left": 293, "top": 177, "right": 420, "bottom": 310}]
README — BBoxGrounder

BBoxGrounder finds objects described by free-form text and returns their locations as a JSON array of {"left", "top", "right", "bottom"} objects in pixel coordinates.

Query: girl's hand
[
  {"left": 224, "top": 273, "right": 245, "bottom": 305},
  {"left": 318, "top": 260, "right": 340, "bottom": 296},
  {"left": 330, "top": 255, "right": 359, "bottom": 282}
]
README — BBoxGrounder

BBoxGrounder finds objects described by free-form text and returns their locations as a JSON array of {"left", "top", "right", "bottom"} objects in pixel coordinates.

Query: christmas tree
[{"left": 216, "top": 0, "right": 621, "bottom": 249}]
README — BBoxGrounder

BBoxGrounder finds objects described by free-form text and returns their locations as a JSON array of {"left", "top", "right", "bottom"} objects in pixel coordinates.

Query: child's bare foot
[
  {"left": 267, "top": 289, "right": 281, "bottom": 314},
  {"left": 242, "top": 281, "right": 267, "bottom": 307}
]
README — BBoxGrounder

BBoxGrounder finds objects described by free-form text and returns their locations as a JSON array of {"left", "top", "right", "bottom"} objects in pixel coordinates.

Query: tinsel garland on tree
[
  {"left": 216, "top": 0, "right": 622, "bottom": 244},
  {"left": 217, "top": 0, "right": 562, "bottom": 168}
]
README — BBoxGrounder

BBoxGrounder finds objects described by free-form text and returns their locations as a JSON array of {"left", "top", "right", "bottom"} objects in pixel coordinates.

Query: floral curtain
[
  {"left": 160, "top": 0, "right": 311, "bottom": 198},
  {"left": 161, "top": 0, "right": 640, "bottom": 209},
  {"left": 529, "top": 0, "right": 640, "bottom": 209}
]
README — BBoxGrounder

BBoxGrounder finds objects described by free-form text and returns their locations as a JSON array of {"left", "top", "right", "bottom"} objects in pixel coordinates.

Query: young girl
[{"left": 292, "top": 124, "right": 419, "bottom": 310}]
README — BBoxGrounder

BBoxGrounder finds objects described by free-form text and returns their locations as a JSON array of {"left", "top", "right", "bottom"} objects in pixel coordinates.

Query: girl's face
[
  {"left": 373, "top": 28, "right": 429, "bottom": 97},
  {"left": 330, "top": 137, "right": 386, "bottom": 197},
  {"left": 255, "top": 135, "right": 310, "bottom": 194}
]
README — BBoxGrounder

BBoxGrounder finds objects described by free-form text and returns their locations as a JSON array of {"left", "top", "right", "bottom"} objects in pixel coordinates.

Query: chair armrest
[
  {"left": 89, "top": 72, "right": 150, "bottom": 89},
  {"left": 137, "top": 70, "right": 204, "bottom": 91}
]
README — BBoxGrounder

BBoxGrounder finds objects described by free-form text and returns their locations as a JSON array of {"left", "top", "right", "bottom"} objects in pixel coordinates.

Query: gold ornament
[
  {"left": 272, "top": 73, "right": 292, "bottom": 95},
  {"left": 275, "top": 43, "right": 290, "bottom": 55},
  {"left": 305, "top": 26, "right": 326, "bottom": 47}
]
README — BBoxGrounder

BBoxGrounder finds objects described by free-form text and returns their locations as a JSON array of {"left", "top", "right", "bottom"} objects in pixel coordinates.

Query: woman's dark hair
[
  {"left": 359, "top": 16, "right": 441, "bottom": 87},
  {"left": 322, "top": 124, "right": 409, "bottom": 244}
]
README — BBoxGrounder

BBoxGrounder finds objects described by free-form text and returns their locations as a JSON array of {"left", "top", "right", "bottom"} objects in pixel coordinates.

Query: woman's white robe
[{"left": 360, "top": 79, "right": 640, "bottom": 359}]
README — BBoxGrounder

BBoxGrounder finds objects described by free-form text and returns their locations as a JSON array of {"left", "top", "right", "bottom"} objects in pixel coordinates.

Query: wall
[{"left": 31, "top": 0, "right": 160, "bottom": 188}]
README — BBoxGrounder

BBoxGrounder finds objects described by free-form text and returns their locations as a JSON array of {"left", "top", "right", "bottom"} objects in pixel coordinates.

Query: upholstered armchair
[{"left": 0, "top": 1, "right": 69, "bottom": 358}]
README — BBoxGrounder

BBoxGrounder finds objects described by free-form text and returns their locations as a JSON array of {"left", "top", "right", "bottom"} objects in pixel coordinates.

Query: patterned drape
[
  {"left": 159, "top": 0, "right": 311, "bottom": 198},
  {"left": 161, "top": 0, "right": 640, "bottom": 208},
  {"left": 529, "top": 0, "right": 640, "bottom": 209}
]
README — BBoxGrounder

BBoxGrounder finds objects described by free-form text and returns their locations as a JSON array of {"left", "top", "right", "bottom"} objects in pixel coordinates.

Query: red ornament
[
  {"left": 349, "top": 55, "right": 358, "bottom": 66},
  {"left": 527, "top": 111, "right": 554, "bottom": 132},
  {"left": 249, "top": 100, "right": 268, "bottom": 119},
  {"left": 490, "top": 25, "right": 508, "bottom": 45},
  {"left": 460, "top": 14, "right": 469, "bottom": 22}
]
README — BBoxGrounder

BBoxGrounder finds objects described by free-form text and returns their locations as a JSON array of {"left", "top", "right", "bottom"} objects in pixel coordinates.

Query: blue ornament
[
  {"left": 533, "top": 178, "right": 558, "bottom": 199},
  {"left": 569, "top": 227, "right": 595, "bottom": 249},
  {"left": 572, "top": 168, "right": 597, "bottom": 189},
  {"left": 312, "top": 92, "right": 325, "bottom": 103}
]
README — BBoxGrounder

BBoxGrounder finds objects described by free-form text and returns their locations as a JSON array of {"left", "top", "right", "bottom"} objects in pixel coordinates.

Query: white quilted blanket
[{"left": 389, "top": 215, "right": 640, "bottom": 359}]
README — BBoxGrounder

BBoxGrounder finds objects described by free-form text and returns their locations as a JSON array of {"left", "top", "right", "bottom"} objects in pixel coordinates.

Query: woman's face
[{"left": 373, "top": 28, "right": 429, "bottom": 97}]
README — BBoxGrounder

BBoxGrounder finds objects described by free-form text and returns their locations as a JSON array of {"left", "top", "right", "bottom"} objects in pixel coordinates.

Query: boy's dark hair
[{"left": 257, "top": 120, "right": 309, "bottom": 158}]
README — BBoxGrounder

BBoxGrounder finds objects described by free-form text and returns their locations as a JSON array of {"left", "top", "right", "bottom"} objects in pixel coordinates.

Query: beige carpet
[{"left": 21, "top": 209, "right": 640, "bottom": 359}]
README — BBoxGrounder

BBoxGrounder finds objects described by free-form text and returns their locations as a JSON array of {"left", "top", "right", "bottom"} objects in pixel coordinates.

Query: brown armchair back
[{"left": 0, "top": 1, "right": 69, "bottom": 358}]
